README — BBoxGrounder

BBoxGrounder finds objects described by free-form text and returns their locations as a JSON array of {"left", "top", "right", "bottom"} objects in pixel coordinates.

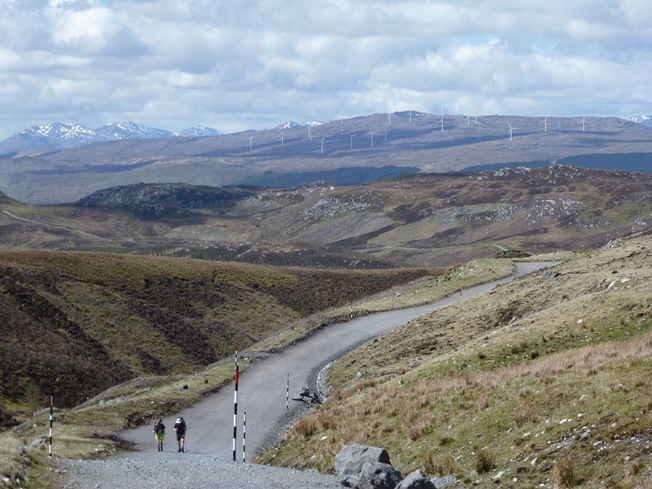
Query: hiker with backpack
[
  {"left": 174, "top": 416, "right": 187, "bottom": 452},
  {"left": 153, "top": 418, "right": 165, "bottom": 452}
]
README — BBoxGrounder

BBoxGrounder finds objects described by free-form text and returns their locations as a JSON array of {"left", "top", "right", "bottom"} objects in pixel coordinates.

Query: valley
[
  {"left": 0, "top": 119, "right": 650, "bottom": 487},
  {"left": 1, "top": 166, "right": 650, "bottom": 268}
]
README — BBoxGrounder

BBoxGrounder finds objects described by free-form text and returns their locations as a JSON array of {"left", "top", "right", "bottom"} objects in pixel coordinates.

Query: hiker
[
  {"left": 174, "top": 416, "right": 187, "bottom": 452},
  {"left": 153, "top": 418, "right": 165, "bottom": 452}
]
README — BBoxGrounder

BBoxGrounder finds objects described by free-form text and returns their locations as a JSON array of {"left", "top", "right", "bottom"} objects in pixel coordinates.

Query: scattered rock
[
  {"left": 430, "top": 474, "right": 457, "bottom": 488},
  {"left": 30, "top": 437, "right": 45, "bottom": 449},
  {"left": 540, "top": 271, "right": 559, "bottom": 280},
  {"left": 396, "top": 470, "right": 437, "bottom": 489}
]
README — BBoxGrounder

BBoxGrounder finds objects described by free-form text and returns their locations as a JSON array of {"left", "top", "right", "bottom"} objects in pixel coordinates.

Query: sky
[{"left": 1, "top": 0, "right": 651, "bottom": 139}]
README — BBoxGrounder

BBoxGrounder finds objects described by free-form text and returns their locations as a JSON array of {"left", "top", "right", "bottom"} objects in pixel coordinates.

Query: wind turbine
[
  {"left": 281, "top": 128, "right": 284, "bottom": 146},
  {"left": 408, "top": 110, "right": 413, "bottom": 124},
  {"left": 347, "top": 132, "right": 354, "bottom": 150},
  {"left": 320, "top": 136, "right": 326, "bottom": 154},
  {"left": 308, "top": 125, "right": 312, "bottom": 141},
  {"left": 249, "top": 135, "right": 254, "bottom": 151},
  {"left": 466, "top": 114, "right": 471, "bottom": 126},
  {"left": 387, "top": 113, "right": 391, "bottom": 126},
  {"left": 369, "top": 130, "right": 374, "bottom": 147},
  {"left": 439, "top": 104, "right": 444, "bottom": 131},
  {"left": 578, "top": 116, "right": 589, "bottom": 132},
  {"left": 540, "top": 116, "right": 548, "bottom": 133},
  {"left": 507, "top": 122, "right": 517, "bottom": 141}
]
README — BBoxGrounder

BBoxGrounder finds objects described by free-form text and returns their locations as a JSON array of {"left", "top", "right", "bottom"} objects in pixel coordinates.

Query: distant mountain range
[
  {"left": 1, "top": 114, "right": 649, "bottom": 154},
  {"left": 0, "top": 121, "right": 221, "bottom": 153},
  {"left": 1, "top": 112, "right": 652, "bottom": 205}
]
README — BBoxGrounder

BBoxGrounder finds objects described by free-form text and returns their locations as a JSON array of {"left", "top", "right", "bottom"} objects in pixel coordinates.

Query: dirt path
[{"left": 2, "top": 210, "right": 114, "bottom": 242}]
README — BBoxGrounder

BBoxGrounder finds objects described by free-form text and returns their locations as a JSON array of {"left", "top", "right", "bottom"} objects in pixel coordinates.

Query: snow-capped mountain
[
  {"left": 176, "top": 126, "right": 221, "bottom": 137},
  {"left": 631, "top": 115, "right": 652, "bottom": 127},
  {"left": 8, "top": 122, "right": 99, "bottom": 149},
  {"left": 272, "top": 120, "right": 324, "bottom": 130},
  {"left": 0, "top": 121, "right": 221, "bottom": 154},
  {"left": 273, "top": 121, "right": 301, "bottom": 130},
  {"left": 96, "top": 122, "right": 173, "bottom": 140}
]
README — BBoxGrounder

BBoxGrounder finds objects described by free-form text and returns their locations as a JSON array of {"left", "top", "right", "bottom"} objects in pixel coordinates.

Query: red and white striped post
[
  {"left": 242, "top": 411, "right": 247, "bottom": 464},
  {"left": 48, "top": 396, "right": 53, "bottom": 458},
  {"left": 233, "top": 346, "right": 239, "bottom": 462}
]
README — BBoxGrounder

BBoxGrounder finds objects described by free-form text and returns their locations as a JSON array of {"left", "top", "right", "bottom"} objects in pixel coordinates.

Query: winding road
[
  {"left": 59, "top": 261, "right": 553, "bottom": 488},
  {"left": 121, "top": 261, "right": 551, "bottom": 460}
]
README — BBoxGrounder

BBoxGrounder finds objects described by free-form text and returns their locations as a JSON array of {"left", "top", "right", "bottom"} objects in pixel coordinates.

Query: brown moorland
[
  {"left": 1, "top": 166, "right": 651, "bottom": 268},
  {"left": 0, "top": 251, "right": 433, "bottom": 427}
]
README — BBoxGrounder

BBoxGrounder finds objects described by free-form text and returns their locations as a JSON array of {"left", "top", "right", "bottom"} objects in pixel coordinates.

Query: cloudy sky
[{"left": 1, "top": 0, "right": 650, "bottom": 139}]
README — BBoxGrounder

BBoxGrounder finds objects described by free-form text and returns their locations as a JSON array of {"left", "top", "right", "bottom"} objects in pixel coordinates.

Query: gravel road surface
[{"left": 58, "top": 262, "right": 552, "bottom": 488}]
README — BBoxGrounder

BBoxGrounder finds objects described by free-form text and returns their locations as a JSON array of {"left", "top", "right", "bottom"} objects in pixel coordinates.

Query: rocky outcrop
[{"left": 335, "top": 445, "right": 401, "bottom": 488}]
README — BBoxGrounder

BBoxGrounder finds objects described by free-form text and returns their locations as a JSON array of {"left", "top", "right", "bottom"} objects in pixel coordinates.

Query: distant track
[{"left": 1, "top": 210, "right": 113, "bottom": 242}]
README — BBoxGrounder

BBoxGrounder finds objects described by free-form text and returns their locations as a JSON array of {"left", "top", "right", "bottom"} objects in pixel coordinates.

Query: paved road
[{"left": 120, "top": 261, "right": 552, "bottom": 463}]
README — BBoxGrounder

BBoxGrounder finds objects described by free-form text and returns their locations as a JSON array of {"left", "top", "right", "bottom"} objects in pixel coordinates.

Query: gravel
[{"left": 58, "top": 453, "right": 340, "bottom": 489}]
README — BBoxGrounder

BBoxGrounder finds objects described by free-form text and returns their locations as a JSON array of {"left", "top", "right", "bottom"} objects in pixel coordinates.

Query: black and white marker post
[
  {"left": 48, "top": 396, "right": 53, "bottom": 458},
  {"left": 286, "top": 373, "right": 289, "bottom": 410},
  {"left": 232, "top": 346, "right": 239, "bottom": 462},
  {"left": 242, "top": 411, "right": 247, "bottom": 464}
]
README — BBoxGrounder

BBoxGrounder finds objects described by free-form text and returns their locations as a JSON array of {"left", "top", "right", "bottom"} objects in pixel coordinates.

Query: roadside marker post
[
  {"left": 286, "top": 374, "right": 289, "bottom": 410},
  {"left": 49, "top": 396, "right": 53, "bottom": 458},
  {"left": 233, "top": 346, "right": 239, "bottom": 462},
  {"left": 243, "top": 411, "right": 247, "bottom": 464}
]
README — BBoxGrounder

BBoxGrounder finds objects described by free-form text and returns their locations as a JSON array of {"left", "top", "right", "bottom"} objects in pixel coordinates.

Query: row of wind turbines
[{"left": 247, "top": 111, "right": 593, "bottom": 153}]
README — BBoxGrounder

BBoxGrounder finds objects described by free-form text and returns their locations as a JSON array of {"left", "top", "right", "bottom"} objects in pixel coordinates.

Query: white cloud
[{"left": 0, "top": 0, "right": 650, "bottom": 138}]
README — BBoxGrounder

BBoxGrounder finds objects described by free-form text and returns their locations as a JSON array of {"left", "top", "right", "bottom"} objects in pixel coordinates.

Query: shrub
[
  {"left": 293, "top": 415, "right": 318, "bottom": 438},
  {"left": 475, "top": 447, "right": 495, "bottom": 474},
  {"left": 422, "top": 448, "right": 458, "bottom": 477},
  {"left": 553, "top": 455, "right": 575, "bottom": 488}
]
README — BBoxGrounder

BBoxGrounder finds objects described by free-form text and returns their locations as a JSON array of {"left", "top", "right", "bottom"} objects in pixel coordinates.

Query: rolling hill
[{"left": 1, "top": 166, "right": 650, "bottom": 268}]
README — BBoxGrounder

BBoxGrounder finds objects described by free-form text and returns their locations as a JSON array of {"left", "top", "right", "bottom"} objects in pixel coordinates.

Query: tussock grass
[
  {"left": 256, "top": 232, "right": 652, "bottom": 487},
  {"left": 553, "top": 455, "right": 575, "bottom": 488}
]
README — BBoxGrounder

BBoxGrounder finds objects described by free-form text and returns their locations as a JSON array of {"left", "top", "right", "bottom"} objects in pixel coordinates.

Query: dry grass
[
  {"left": 474, "top": 447, "right": 496, "bottom": 474},
  {"left": 552, "top": 455, "right": 575, "bottom": 488}
]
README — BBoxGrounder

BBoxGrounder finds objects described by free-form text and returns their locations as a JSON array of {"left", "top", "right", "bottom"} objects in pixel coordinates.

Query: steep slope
[
  {"left": 0, "top": 251, "right": 431, "bottom": 427},
  {"left": 259, "top": 229, "right": 652, "bottom": 487}
]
